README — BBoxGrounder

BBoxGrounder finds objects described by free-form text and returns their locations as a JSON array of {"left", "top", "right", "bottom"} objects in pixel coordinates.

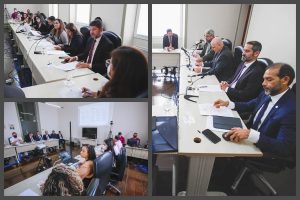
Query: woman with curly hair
[{"left": 42, "top": 163, "right": 84, "bottom": 196}]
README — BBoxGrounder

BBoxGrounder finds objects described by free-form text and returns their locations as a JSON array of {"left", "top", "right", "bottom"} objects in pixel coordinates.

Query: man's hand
[
  {"left": 64, "top": 56, "right": 76, "bottom": 62},
  {"left": 213, "top": 99, "right": 229, "bottom": 108},
  {"left": 54, "top": 45, "right": 61, "bottom": 50},
  {"left": 76, "top": 62, "right": 90, "bottom": 68},
  {"left": 81, "top": 87, "right": 97, "bottom": 98},
  {"left": 229, "top": 128, "right": 250, "bottom": 143},
  {"left": 220, "top": 81, "right": 229, "bottom": 91}
]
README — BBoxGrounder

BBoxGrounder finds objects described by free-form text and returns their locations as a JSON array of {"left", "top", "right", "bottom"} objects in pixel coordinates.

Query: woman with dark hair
[
  {"left": 34, "top": 14, "right": 48, "bottom": 35},
  {"left": 54, "top": 23, "right": 83, "bottom": 56},
  {"left": 42, "top": 163, "right": 84, "bottom": 196},
  {"left": 82, "top": 46, "right": 148, "bottom": 98},
  {"left": 77, "top": 145, "right": 96, "bottom": 189},
  {"left": 49, "top": 18, "right": 68, "bottom": 45}
]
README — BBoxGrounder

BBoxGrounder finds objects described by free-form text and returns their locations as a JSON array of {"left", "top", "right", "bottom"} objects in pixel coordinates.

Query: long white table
[
  {"left": 152, "top": 48, "right": 181, "bottom": 70},
  {"left": 22, "top": 73, "right": 108, "bottom": 98}
]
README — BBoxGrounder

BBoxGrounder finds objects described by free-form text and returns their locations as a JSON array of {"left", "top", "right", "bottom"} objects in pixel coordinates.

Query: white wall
[
  {"left": 5, "top": 4, "right": 49, "bottom": 17},
  {"left": 4, "top": 103, "right": 22, "bottom": 145},
  {"left": 245, "top": 4, "right": 296, "bottom": 71},
  {"left": 123, "top": 4, "right": 138, "bottom": 46},
  {"left": 57, "top": 4, "right": 70, "bottom": 23},
  {"left": 186, "top": 4, "right": 245, "bottom": 48},
  {"left": 37, "top": 103, "right": 59, "bottom": 134}
]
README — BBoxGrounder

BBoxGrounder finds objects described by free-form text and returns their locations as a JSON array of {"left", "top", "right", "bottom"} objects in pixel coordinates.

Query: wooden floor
[{"left": 4, "top": 145, "right": 148, "bottom": 196}]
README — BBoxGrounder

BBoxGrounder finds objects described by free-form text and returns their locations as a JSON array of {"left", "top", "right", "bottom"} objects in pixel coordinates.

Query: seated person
[
  {"left": 57, "top": 131, "right": 66, "bottom": 149},
  {"left": 50, "top": 130, "right": 58, "bottom": 139},
  {"left": 54, "top": 23, "right": 83, "bottom": 56},
  {"left": 213, "top": 63, "right": 295, "bottom": 158},
  {"left": 43, "top": 130, "right": 51, "bottom": 140},
  {"left": 46, "top": 16, "right": 55, "bottom": 35},
  {"left": 34, "top": 130, "right": 43, "bottom": 141},
  {"left": 49, "top": 19, "right": 68, "bottom": 45},
  {"left": 77, "top": 145, "right": 96, "bottom": 189},
  {"left": 113, "top": 136, "right": 122, "bottom": 156},
  {"left": 194, "top": 28, "right": 215, "bottom": 62},
  {"left": 42, "top": 163, "right": 84, "bottom": 196},
  {"left": 118, "top": 132, "right": 125, "bottom": 146},
  {"left": 9, "top": 132, "right": 25, "bottom": 145},
  {"left": 25, "top": 132, "right": 36, "bottom": 143},
  {"left": 64, "top": 20, "right": 114, "bottom": 76},
  {"left": 34, "top": 14, "right": 48, "bottom": 35},
  {"left": 127, "top": 132, "right": 141, "bottom": 147},
  {"left": 81, "top": 46, "right": 148, "bottom": 98},
  {"left": 163, "top": 28, "right": 178, "bottom": 50},
  {"left": 11, "top": 8, "right": 18, "bottom": 19}
]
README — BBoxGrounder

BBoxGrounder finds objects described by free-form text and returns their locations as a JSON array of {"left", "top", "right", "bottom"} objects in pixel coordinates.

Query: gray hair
[{"left": 204, "top": 28, "right": 215, "bottom": 36}]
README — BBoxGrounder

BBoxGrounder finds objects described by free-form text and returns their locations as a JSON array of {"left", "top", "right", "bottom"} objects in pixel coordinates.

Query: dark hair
[
  {"left": 94, "top": 17, "right": 103, "bottom": 21},
  {"left": 166, "top": 28, "right": 172, "bottom": 33},
  {"left": 99, "top": 46, "right": 148, "bottom": 98},
  {"left": 246, "top": 41, "right": 262, "bottom": 52},
  {"left": 65, "top": 23, "right": 81, "bottom": 37},
  {"left": 82, "top": 145, "right": 96, "bottom": 161},
  {"left": 48, "top": 16, "right": 55, "bottom": 22},
  {"left": 40, "top": 13, "right": 47, "bottom": 20},
  {"left": 89, "top": 20, "right": 103, "bottom": 29},
  {"left": 267, "top": 63, "right": 295, "bottom": 86},
  {"left": 118, "top": 132, "right": 122, "bottom": 136},
  {"left": 52, "top": 18, "right": 65, "bottom": 37},
  {"left": 104, "top": 138, "right": 114, "bottom": 153},
  {"left": 114, "top": 135, "right": 119, "bottom": 140}
]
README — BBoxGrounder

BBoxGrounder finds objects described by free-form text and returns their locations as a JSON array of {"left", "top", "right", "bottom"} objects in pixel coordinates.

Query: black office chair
[
  {"left": 102, "top": 31, "right": 122, "bottom": 49},
  {"left": 257, "top": 58, "right": 273, "bottom": 69},
  {"left": 291, "top": 83, "right": 296, "bottom": 94},
  {"left": 107, "top": 147, "right": 127, "bottom": 195},
  {"left": 233, "top": 45, "right": 244, "bottom": 73},
  {"left": 4, "top": 85, "right": 26, "bottom": 98},
  {"left": 231, "top": 154, "right": 295, "bottom": 195},
  {"left": 222, "top": 38, "right": 233, "bottom": 51},
  {"left": 86, "top": 151, "right": 113, "bottom": 196},
  {"left": 8, "top": 137, "right": 12, "bottom": 145},
  {"left": 80, "top": 26, "right": 91, "bottom": 49}
]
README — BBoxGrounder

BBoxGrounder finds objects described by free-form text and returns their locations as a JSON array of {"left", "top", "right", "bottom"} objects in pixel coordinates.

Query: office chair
[
  {"left": 291, "top": 83, "right": 296, "bottom": 94},
  {"left": 4, "top": 85, "right": 26, "bottom": 98},
  {"left": 8, "top": 137, "right": 12, "bottom": 145},
  {"left": 80, "top": 26, "right": 91, "bottom": 49},
  {"left": 222, "top": 38, "right": 233, "bottom": 51},
  {"left": 231, "top": 154, "right": 295, "bottom": 195},
  {"left": 102, "top": 31, "right": 122, "bottom": 49},
  {"left": 107, "top": 147, "right": 127, "bottom": 195},
  {"left": 257, "top": 58, "right": 273, "bottom": 69},
  {"left": 233, "top": 45, "right": 244, "bottom": 73},
  {"left": 86, "top": 151, "right": 113, "bottom": 196}
]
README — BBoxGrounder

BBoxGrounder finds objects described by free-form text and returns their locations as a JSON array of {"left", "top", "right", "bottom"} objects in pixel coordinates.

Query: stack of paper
[
  {"left": 29, "top": 30, "right": 41, "bottom": 36},
  {"left": 46, "top": 50, "right": 67, "bottom": 56},
  {"left": 197, "top": 85, "right": 222, "bottom": 92},
  {"left": 198, "top": 103, "right": 233, "bottom": 117},
  {"left": 53, "top": 61, "right": 78, "bottom": 71}
]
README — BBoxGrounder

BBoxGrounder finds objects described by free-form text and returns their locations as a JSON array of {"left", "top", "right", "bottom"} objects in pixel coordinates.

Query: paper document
[
  {"left": 18, "top": 189, "right": 39, "bottom": 196},
  {"left": 29, "top": 30, "right": 41, "bottom": 36},
  {"left": 198, "top": 103, "right": 233, "bottom": 117},
  {"left": 54, "top": 61, "right": 78, "bottom": 71},
  {"left": 197, "top": 84, "right": 222, "bottom": 92},
  {"left": 46, "top": 50, "right": 67, "bottom": 56}
]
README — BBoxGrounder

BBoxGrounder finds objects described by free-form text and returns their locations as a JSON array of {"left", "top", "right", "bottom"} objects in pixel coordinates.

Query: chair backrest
[
  {"left": 80, "top": 26, "right": 91, "bottom": 49},
  {"left": 102, "top": 31, "right": 122, "bottom": 49},
  {"left": 112, "top": 147, "right": 127, "bottom": 181},
  {"left": 233, "top": 45, "right": 243, "bottom": 72},
  {"left": 94, "top": 151, "right": 113, "bottom": 194},
  {"left": 257, "top": 58, "right": 273, "bottom": 69},
  {"left": 292, "top": 83, "right": 296, "bottom": 94},
  {"left": 8, "top": 137, "right": 12, "bottom": 145},
  {"left": 222, "top": 38, "right": 232, "bottom": 51}
]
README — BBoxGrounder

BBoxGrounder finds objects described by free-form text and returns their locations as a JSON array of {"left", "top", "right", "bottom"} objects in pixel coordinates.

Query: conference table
[
  {"left": 152, "top": 50, "right": 263, "bottom": 196},
  {"left": 152, "top": 48, "right": 181, "bottom": 70},
  {"left": 7, "top": 20, "right": 107, "bottom": 98}
]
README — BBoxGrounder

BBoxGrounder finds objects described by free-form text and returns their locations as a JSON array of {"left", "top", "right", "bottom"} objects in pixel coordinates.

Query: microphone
[
  {"left": 33, "top": 35, "right": 50, "bottom": 54},
  {"left": 200, "top": 72, "right": 209, "bottom": 79},
  {"left": 16, "top": 22, "right": 25, "bottom": 33},
  {"left": 195, "top": 39, "right": 205, "bottom": 46},
  {"left": 181, "top": 47, "right": 188, "bottom": 55}
]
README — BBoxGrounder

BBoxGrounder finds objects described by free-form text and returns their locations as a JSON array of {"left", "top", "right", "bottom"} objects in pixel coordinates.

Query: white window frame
[
  {"left": 134, "top": 4, "right": 148, "bottom": 40},
  {"left": 49, "top": 4, "right": 59, "bottom": 18},
  {"left": 70, "top": 4, "right": 91, "bottom": 27}
]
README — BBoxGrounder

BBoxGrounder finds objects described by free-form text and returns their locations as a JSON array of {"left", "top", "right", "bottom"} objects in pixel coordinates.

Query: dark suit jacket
[
  {"left": 42, "top": 134, "right": 51, "bottom": 140},
  {"left": 199, "top": 42, "right": 214, "bottom": 62},
  {"left": 25, "top": 135, "right": 35, "bottom": 143},
  {"left": 235, "top": 89, "right": 296, "bottom": 157},
  {"left": 37, "top": 23, "right": 49, "bottom": 35},
  {"left": 62, "top": 33, "right": 84, "bottom": 56},
  {"left": 203, "top": 46, "right": 234, "bottom": 82},
  {"left": 226, "top": 61, "right": 265, "bottom": 102},
  {"left": 163, "top": 34, "right": 178, "bottom": 49},
  {"left": 77, "top": 34, "right": 114, "bottom": 75}
]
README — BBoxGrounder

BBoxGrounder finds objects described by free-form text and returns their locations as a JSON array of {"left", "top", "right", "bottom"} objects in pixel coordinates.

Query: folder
[
  {"left": 212, "top": 116, "right": 242, "bottom": 130},
  {"left": 152, "top": 116, "right": 178, "bottom": 153}
]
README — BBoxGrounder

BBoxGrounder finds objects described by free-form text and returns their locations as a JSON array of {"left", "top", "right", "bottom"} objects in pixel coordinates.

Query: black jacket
[
  {"left": 163, "top": 33, "right": 178, "bottom": 49},
  {"left": 62, "top": 33, "right": 84, "bottom": 56}
]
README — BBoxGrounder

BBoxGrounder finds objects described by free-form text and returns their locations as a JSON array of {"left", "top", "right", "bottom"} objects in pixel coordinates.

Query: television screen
[{"left": 82, "top": 128, "right": 97, "bottom": 139}]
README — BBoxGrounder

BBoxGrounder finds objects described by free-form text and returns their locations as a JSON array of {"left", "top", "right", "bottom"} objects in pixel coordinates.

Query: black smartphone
[{"left": 200, "top": 129, "right": 221, "bottom": 144}]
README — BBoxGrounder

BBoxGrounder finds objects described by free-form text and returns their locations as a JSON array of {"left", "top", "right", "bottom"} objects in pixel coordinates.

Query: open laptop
[{"left": 59, "top": 151, "right": 79, "bottom": 165}]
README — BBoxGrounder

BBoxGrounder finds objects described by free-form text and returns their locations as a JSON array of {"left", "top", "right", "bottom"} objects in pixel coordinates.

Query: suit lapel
[{"left": 235, "top": 61, "right": 257, "bottom": 85}]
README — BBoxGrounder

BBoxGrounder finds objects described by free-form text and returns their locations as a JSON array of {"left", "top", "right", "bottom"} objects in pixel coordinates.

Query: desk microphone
[
  {"left": 200, "top": 72, "right": 209, "bottom": 79},
  {"left": 15, "top": 22, "right": 25, "bottom": 33},
  {"left": 33, "top": 35, "right": 50, "bottom": 54},
  {"left": 181, "top": 47, "right": 188, "bottom": 54},
  {"left": 195, "top": 39, "right": 205, "bottom": 46}
]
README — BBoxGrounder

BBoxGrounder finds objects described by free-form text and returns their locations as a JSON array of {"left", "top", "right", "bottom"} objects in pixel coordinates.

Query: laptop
[{"left": 59, "top": 151, "right": 79, "bottom": 165}]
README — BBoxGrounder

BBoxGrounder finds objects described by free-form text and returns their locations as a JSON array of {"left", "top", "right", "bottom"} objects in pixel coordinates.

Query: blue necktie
[{"left": 252, "top": 96, "right": 271, "bottom": 130}]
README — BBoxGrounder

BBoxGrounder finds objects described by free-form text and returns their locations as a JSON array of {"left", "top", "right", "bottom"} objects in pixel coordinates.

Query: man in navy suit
[
  {"left": 163, "top": 29, "right": 178, "bottom": 50},
  {"left": 214, "top": 63, "right": 295, "bottom": 157}
]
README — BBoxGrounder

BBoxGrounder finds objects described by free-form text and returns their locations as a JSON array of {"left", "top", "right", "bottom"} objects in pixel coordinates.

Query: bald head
[{"left": 211, "top": 37, "right": 224, "bottom": 53}]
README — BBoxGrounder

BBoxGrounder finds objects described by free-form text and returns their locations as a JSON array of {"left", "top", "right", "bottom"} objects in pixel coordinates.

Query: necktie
[
  {"left": 87, "top": 39, "right": 96, "bottom": 63},
  {"left": 230, "top": 64, "right": 246, "bottom": 86},
  {"left": 169, "top": 36, "right": 172, "bottom": 47},
  {"left": 252, "top": 96, "right": 271, "bottom": 130}
]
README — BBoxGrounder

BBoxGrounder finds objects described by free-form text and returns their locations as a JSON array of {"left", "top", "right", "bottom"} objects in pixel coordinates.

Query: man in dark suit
[
  {"left": 25, "top": 132, "right": 36, "bottom": 143},
  {"left": 195, "top": 37, "right": 234, "bottom": 82},
  {"left": 65, "top": 20, "right": 114, "bottom": 76},
  {"left": 220, "top": 41, "right": 265, "bottom": 102},
  {"left": 195, "top": 28, "right": 215, "bottom": 62},
  {"left": 214, "top": 63, "right": 295, "bottom": 157},
  {"left": 163, "top": 29, "right": 178, "bottom": 50},
  {"left": 42, "top": 130, "right": 51, "bottom": 140}
]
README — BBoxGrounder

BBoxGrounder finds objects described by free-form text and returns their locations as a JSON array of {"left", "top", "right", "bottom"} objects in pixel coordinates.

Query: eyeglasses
[{"left": 105, "top": 59, "right": 111, "bottom": 68}]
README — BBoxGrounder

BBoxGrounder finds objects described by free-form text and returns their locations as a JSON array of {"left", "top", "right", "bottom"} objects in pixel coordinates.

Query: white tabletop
[{"left": 22, "top": 73, "right": 107, "bottom": 98}]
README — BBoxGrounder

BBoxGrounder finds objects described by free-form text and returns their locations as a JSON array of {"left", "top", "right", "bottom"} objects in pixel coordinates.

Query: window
[
  {"left": 136, "top": 4, "right": 148, "bottom": 36},
  {"left": 79, "top": 103, "right": 113, "bottom": 127},
  {"left": 75, "top": 4, "right": 90, "bottom": 25},
  {"left": 49, "top": 4, "right": 58, "bottom": 18},
  {"left": 152, "top": 4, "right": 183, "bottom": 37}
]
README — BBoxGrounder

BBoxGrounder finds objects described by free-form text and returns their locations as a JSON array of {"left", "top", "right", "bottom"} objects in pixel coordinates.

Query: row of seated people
[
  {"left": 41, "top": 136, "right": 127, "bottom": 196},
  {"left": 9, "top": 12, "right": 148, "bottom": 98}
]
